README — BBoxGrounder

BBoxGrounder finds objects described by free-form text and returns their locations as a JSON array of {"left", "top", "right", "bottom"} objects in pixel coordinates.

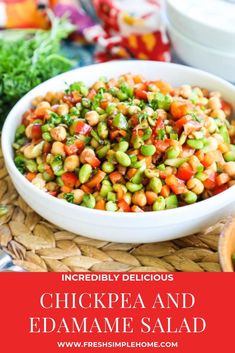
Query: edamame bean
[
  {"left": 165, "top": 195, "right": 178, "bottom": 209},
  {"left": 166, "top": 146, "right": 181, "bottom": 159},
  {"left": 102, "top": 161, "right": 115, "bottom": 173},
  {"left": 79, "top": 164, "right": 92, "bottom": 183},
  {"left": 152, "top": 196, "right": 165, "bottom": 211},
  {"left": 187, "top": 139, "right": 204, "bottom": 149},
  {"left": 83, "top": 194, "right": 96, "bottom": 208},
  {"left": 140, "top": 144, "right": 156, "bottom": 156},
  {"left": 106, "top": 201, "right": 118, "bottom": 211},
  {"left": 115, "top": 141, "right": 129, "bottom": 152},
  {"left": 97, "top": 121, "right": 108, "bottom": 139},
  {"left": 182, "top": 191, "right": 197, "bottom": 204},
  {"left": 115, "top": 151, "right": 131, "bottom": 167},
  {"left": 126, "top": 182, "right": 143, "bottom": 192},
  {"left": 224, "top": 151, "right": 235, "bottom": 162},
  {"left": 149, "top": 177, "right": 162, "bottom": 193}
]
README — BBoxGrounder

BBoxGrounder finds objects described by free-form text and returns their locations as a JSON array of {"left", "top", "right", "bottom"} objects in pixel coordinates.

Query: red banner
[{"left": 0, "top": 273, "right": 233, "bottom": 352}]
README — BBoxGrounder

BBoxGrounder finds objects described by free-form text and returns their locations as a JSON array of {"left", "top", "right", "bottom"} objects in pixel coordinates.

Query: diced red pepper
[
  {"left": 176, "top": 163, "right": 195, "bottom": 181},
  {"left": 213, "top": 184, "right": 228, "bottom": 195},
  {"left": 87, "top": 89, "right": 96, "bottom": 100},
  {"left": 118, "top": 199, "right": 131, "bottom": 212},
  {"left": 174, "top": 115, "right": 192, "bottom": 130},
  {"left": 134, "top": 89, "right": 148, "bottom": 100},
  {"left": 31, "top": 124, "right": 42, "bottom": 139},
  {"left": 109, "top": 171, "right": 123, "bottom": 184},
  {"left": 170, "top": 101, "right": 189, "bottom": 120},
  {"left": 74, "top": 121, "right": 92, "bottom": 135},
  {"left": 64, "top": 139, "right": 85, "bottom": 156},
  {"left": 61, "top": 172, "right": 77, "bottom": 188},
  {"left": 85, "top": 155, "right": 101, "bottom": 168},
  {"left": 155, "top": 118, "right": 164, "bottom": 130},
  {"left": 165, "top": 175, "right": 187, "bottom": 194},
  {"left": 85, "top": 170, "right": 106, "bottom": 189},
  {"left": 215, "top": 173, "right": 230, "bottom": 186},
  {"left": 203, "top": 171, "right": 217, "bottom": 190},
  {"left": 154, "top": 139, "right": 172, "bottom": 152}
]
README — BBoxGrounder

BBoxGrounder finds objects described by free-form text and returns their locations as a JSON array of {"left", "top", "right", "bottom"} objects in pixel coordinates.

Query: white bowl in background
[
  {"left": 166, "top": 19, "right": 235, "bottom": 82},
  {"left": 165, "top": 0, "right": 235, "bottom": 53},
  {"left": 2, "top": 61, "right": 235, "bottom": 243}
]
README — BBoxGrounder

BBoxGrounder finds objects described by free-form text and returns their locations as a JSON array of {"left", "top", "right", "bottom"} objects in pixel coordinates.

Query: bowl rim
[
  {"left": 2, "top": 60, "right": 235, "bottom": 220},
  {"left": 166, "top": 0, "right": 235, "bottom": 35}
]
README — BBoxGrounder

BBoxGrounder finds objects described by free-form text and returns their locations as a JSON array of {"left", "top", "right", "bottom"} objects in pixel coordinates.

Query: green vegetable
[
  {"left": 83, "top": 194, "right": 96, "bottom": 208},
  {"left": 14, "top": 155, "right": 26, "bottom": 174},
  {"left": 149, "top": 92, "right": 171, "bottom": 111},
  {"left": 165, "top": 195, "right": 178, "bottom": 209},
  {"left": 224, "top": 151, "right": 235, "bottom": 162},
  {"left": 79, "top": 164, "right": 92, "bottom": 184},
  {"left": 140, "top": 144, "right": 156, "bottom": 156},
  {"left": 182, "top": 191, "right": 197, "bottom": 204},
  {"left": 64, "top": 193, "right": 74, "bottom": 203},
  {"left": 106, "top": 201, "right": 118, "bottom": 212},
  {"left": 219, "top": 125, "right": 230, "bottom": 144},
  {"left": 187, "top": 139, "right": 204, "bottom": 149},
  {"left": 153, "top": 196, "right": 165, "bottom": 211},
  {"left": 149, "top": 177, "right": 162, "bottom": 193},
  {"left": 115, "top": 151, "right": 131, "bottom": 167},
  {"left": 0, "top": 13, "right": 74, "bottom": 127},
  {"left": 102, "top": 161, "right": 115, "bottom": 174},
  {"left": 112, "top": 113, "right": 128, "bottom": 130}
]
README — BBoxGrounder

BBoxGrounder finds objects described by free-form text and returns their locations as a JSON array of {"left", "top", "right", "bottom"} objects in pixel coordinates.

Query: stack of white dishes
[{"left": 165, "top": 0, "right": 235, "bottom": 81}]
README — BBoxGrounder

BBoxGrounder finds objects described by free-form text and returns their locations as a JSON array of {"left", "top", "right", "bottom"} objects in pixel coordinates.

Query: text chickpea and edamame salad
[{"left": 13, "top": 73, "right": 235, "bottom": 212}]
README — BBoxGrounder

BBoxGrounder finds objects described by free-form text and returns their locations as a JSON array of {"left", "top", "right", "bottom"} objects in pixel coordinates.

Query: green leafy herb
[
  {"left": 64, "top": 192, "right": 74, "bottom": 203},
  {"left": 0, "top": 12, "right": 74, "bottom": 127}
]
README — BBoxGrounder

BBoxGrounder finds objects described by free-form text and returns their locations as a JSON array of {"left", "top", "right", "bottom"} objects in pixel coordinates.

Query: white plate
[
  {"left": 165, "top": 0, "right": 235, "bottom": 53},
  {"left": 166, "top": 19, "right": 235, "bottom": 82},
  {"left": 2, "top": 61, "right": 235, "bottom": 243}
]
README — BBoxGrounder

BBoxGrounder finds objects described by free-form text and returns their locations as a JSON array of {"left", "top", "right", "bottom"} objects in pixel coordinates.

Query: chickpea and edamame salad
[{"left": 13, "top": 74, "right": 235, "bottom": 212}]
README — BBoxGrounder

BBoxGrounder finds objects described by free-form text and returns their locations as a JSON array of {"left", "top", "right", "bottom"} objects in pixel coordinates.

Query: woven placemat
[{"left": 0, "top": 146, "right": 224, "bottom": 272}]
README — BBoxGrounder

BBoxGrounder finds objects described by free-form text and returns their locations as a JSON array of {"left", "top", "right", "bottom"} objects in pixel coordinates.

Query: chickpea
[
  {"left": 80, "top": 148, "right": 95, "bottom": 164},
  {"left": 46, "top": 182, "right": 58, "bottom": 192},
  {"left": 92, "top": 81, "right": 106, "bottom": 91},
  {"left": 193, "top": 87, "right": 203, "bottom": 98},
  {"left": 50, "top": 126, "right": 67, "bottom": 141},
  {"left": 25, "top": 124, "right": 33, "bottom": 139},
  {"left": 187, "top": 178, "right": 204, "bottom": 195},
  {"left": 223, "top": 162, "right": 235, "bottom": 177},
  {"left": 57, "top": 104, "right": 69, "bottom": 116},
  {"left": 71, "top": 189, "right": 84, "bottom": 204},
  {"left": 206, "top": 137, "right": 218, "bottom": 151},
  {"left": 103, "top": 92, "right": 113, "bottom": 101},
  {"left": 23, "top": 141, "right": 44, "bottom": 159},
  {"left": 51, "top": 141, "right": 66, "bottom": 156},
  {"left": 57, "top": 193, "right": 66, "bottom": 200},
  {"left": 156, "top": 109, "right": 167, "bottom": 120},
  {"left": 31, "top": 173, "right": 46, "bottom": 190},
  {"left": 32, "top": 96, "right": 43, "bottom": 107},
  {"left": 37, "top": 101, "right": 51, "bottom": 109},
  {"left": 117, "top": 103, "right": 129, "bottom": 115},
  {"left": 208, "top": 97, "right": 222, "bottom": 111},
  {"left": 179, "top": 85, "right": 192, "bottom": 99},
  {"left": 210, "top": 109, "right": 226, "bottom": 120},
  {"left": 132, "top": 191, "right": 147, "bottom": 207},
  {"left": 64, "top": 155, "right": 80, "bottom": 172},
  {"left": 85, "top": 110, "right": 99, "bottom": 126},
  {"left": 143, "top": 106, "right": 154, "bottom": 116}
]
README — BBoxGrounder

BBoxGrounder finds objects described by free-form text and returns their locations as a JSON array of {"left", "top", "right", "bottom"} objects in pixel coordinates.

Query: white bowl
[
  {"left": 165, "top": 0, "right": 235, "bottom": 53},
  {"left": 166, "top": 19, "right": 235, "bottom": 82},
  {"left": 2, "top": 61, "right": 235, "bottom": 243}
]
